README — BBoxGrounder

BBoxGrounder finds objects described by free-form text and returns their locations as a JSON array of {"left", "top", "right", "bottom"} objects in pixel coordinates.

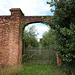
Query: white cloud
[
  {"left": 0, "top": 0, "right": 51, "bottom": 16},
  {"left": 25, "top": 23, "right": 50, "bottom": 41},
  {"left": 35, "top": 26, "right": 49, "bottom": 33},
  {"left": 35, "top": 25, "right": 50, "bottom": 41},
  {"left": 12, "top": 0, "right": 51, "bottom": 16},
  {"left": 25, "top": 24, "right": 50, "bottom": 34}
]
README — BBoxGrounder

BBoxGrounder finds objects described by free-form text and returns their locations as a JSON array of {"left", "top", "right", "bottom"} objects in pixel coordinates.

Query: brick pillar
[{"left": 7, "top": 8, "right": 24, "bottom": 66}]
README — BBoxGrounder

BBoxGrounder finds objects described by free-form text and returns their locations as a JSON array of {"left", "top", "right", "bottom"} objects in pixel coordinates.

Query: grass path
[
  {"left": 0, "top": 62, "right": 66, "bottom": 75},
  {"left": 17, "top": 62, "right": 66, "bottom": 75}
]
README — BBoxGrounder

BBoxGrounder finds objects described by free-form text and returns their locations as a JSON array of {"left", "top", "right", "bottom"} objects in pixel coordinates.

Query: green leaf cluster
[
  {"left": 45, "top": 0, "right": 75, "bottom": 69},
  {"left": 22, "top": 26, "right": 39, "bottom": 54},
  {"left": 41, "top": 29, "right": 56, "bottom": 49}
]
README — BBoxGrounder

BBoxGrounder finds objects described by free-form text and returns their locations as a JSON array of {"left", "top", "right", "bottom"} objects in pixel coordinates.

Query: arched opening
[{"left": 22, "top": 23, "right": 56, "bottom": 63}]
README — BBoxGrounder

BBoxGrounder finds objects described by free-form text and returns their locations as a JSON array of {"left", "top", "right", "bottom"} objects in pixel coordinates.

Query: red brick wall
[
  {"left": 0, "top": 8, "right": 23, "bottom": 67},
  {"left": 0, "top": 8, "right": 51, "bottom": 67},
  {"left": 0, "top": 16, "right": 10, "bottom": 67}
]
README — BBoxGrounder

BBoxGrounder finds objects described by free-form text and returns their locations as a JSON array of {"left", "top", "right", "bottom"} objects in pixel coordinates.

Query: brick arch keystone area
[{"left": 0, "top": 8, "right": 51, "bottom": 67}]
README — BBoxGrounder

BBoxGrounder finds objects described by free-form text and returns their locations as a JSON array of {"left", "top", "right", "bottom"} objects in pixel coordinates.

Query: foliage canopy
[
  {"left": 45, "top": 0, "right": 75, "bottom": 69},
  {"left": 22, "top": 26, "right": 39, "bottom": 54}
]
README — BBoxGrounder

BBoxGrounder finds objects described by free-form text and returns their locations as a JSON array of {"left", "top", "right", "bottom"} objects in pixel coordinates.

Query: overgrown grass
[
  {"left": 0, "top": 62, "right": 66, "bottom": 75},
  {"left": 0, "top": 65, "right": 18, "bottom": 75},
  {"left": 17, "top": 62, "right": 66, "bottom": 75}
]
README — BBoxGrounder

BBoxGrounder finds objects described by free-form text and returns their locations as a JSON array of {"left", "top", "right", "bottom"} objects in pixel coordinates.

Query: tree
[
  {"left": 41, "top": 29, "right": 56, "bottom": 49},
  {"left": 22, "top": 26, "right": 39, "bottom": 54},
  {"left": 43, "top": 0, "right": 75, "bottom": 74}
]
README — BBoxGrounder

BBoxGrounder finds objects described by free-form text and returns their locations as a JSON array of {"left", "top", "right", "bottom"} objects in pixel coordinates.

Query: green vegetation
[
  {"left": 44, "top": 0, "right": 75, "bottom": 75},
  {"left": 0, "top": 62, "right": 66, "bottom": 75},
  {"left": 17, "top": 62, "right": 65, "bottom": 75},
  {"left": 21, "top": 0, "right": 75, "bottom": 75},
  {"left": 22, "top": 26, "right": 39, "bottom": 54},
  {"left": 1, "top": 1, "right": 75, "bottom": 75},
  {"left": 22, "top": 47, "right": 56, "bottom": 63},
  {"left": 41, "top": 29, "right": 56, "bottom": 49}
]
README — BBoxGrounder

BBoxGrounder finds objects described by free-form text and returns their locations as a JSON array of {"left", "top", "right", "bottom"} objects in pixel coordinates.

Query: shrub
[{"left": 44, "top": 0, "right": 75, "bottom": 75}]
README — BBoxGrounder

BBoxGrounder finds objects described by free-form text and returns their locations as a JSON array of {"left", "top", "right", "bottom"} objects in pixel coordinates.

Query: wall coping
[{"left": 10, "top": 8, "right": 24, "bottom": 16}]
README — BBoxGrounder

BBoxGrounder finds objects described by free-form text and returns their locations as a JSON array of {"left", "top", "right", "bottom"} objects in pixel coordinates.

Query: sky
[
  {"left": 0, "top": 0, "right": 53, "bottom": 41},
  {"left": 25, "top": 23, "right": 50, "bottom": 41}
]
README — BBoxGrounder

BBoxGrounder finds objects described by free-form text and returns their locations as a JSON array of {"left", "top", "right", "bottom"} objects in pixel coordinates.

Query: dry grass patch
[{"left": 0, "top": 65, "right": 18, "bottom": 75}]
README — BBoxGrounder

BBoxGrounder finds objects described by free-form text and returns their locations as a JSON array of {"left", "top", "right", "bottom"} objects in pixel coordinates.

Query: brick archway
[{"left": 0, "top": 8, "right": 51, "bottom": 67}]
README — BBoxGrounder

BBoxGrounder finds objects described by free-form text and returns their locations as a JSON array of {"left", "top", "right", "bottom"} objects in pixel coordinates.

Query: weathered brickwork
[{"left": 0, "top": 8, "right": 51, "bottom": 67}]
